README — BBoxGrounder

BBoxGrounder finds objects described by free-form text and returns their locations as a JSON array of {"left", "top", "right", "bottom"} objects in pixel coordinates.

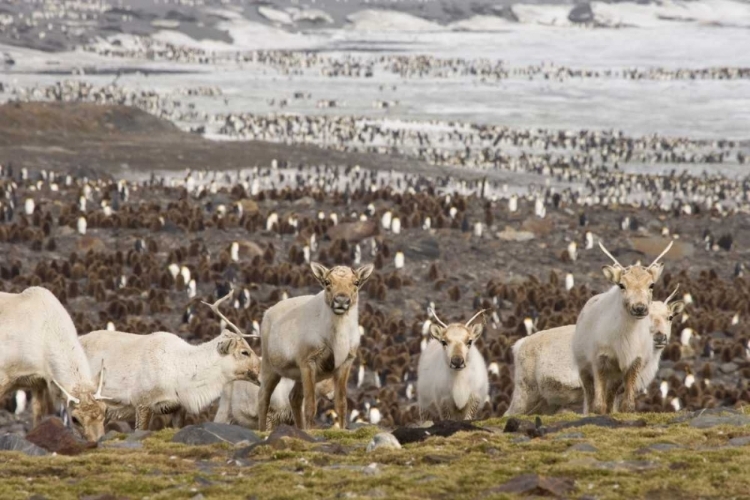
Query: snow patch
[
  {"left": 258, "top": 6, "right": 294, "bottom": 26},
  {"left": 511, "top": 4, "right": 574, "bottom": 27},
  {"left": 346, "top": 9, "right": 444, "bottom": 32},
  {"left": 449, "top": 15, "right": 513, "bottom": 31}
]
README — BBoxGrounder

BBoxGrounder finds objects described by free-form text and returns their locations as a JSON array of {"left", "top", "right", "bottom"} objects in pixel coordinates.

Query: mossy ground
[{"left": 1, "top": 413, "right": 749, "bottom": 500}]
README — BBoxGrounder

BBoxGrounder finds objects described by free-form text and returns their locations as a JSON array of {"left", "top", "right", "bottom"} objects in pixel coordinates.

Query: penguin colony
[{"left": 1, "top": 152, "right": 749, "bottom": 434}]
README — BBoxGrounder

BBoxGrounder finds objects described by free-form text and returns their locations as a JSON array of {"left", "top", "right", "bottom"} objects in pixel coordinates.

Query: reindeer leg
[
  {"left": 135, "top": 405, "right": 152, "bottom": 431},
  {"left": 605, "top": 379, "right": 620, "bottom": 414},
  {"left": 579, "top": 369, "right": 595, "bottom": 415},
  {"left": 333, "top": 360, "right": 353, "bottom": 430},
  {"left": 591, "top": 357, "right": 609, "bottom": 415},
  {"left": 258, "top": 368, "right": 281, "bottom": 432},
  {"left": 300, "top": 361, "right": 317, "bottom": 430},
  {"left": 289, "top": 381, "right": 304, "bottom": 429},
  {"left": 31, "top": 386, "right": 48, "bottom": 427},
  {"left": 462, "top": 396, "right": 479, "bottom": 420},
  {"left": 621, "top": 357, "right": 643, "bottom": 413}
]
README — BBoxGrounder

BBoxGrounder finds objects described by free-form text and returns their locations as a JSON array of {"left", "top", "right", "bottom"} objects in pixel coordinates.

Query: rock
[
  {"left": 720, "top": 362, "right": 738, "bottom": 374},
  {"left": 233, "top": 425, "right": 319, "bottom": 459},
  {"left": 497, "top": 226, "right": 535, "bottom": 242},
  {"left": 545, "top": 415, "right": 647, "bottom": 434},
  {"left": 630, "top": 236, "right": 693, "bottom": 260},
  {"left": 80, "top": 495, "right": 130, "bottom": 500},
  {"left": 293, "top": 196, "right": 316, "bottom": 208},
  {"left": 689, "top": 414, "right": 750, "bottom": 429},
  {"left": 99, "top": 430, "right": 124, "bottom": 443},
  {"left": 521, "top": 218, "right": 554, "bottom": 236},
  {"left": 486, "top": 474, "right": 575, "bottom": 498},
  {"left": 672, "top": 407, "right": 744, "bottom": 424},
  {"left": 554, "top": 432, "right": 584, "bottom": 440},
  {"left": 25, "top": 418, "right": 97, "bottom": 456},
  {"left": 567, "top": 443, "right": 598, "bottom": 453},
  {"left": 362, "top": 463, "right": 380, "bottom": 476},
  {"left": 326, "top": 220, "right": 377, "bottom": 243},
  {"left": 422, "top": 454, "right": 454, "bottom": 464},
  {"left": 404, "top": 237, "right": 440, "bottom": 260},
  {"left": 172, "top": 422, "right": 260, "bottom": 446},
  {"left": 266, "top": 425, "right": 318, "bottom": 444},
  {"left": 236, "top": 240, "right": 264, "bottom": 259},
  {"left": 0, "top": 434, "right": 49, "bottom": 456},
  {"left": 568, "top": 2, "right": 594, "bottom": 23},
  {"left": 102, "top": 441, "right": 143, "bottom": 450},
  {"left": 504, "top": 417, "right": 535, "bottom": 434},
  {"left": 729, "top": 436, "right": 750, "bottom": 447},
  {"left": 392, "top": 420, "right": 489, "bottom": 445},
  {"left": 77, "top": 236, "right": 105, "bottom": 252},
  {"left": 105, "top": 421, "right": 132, "bottom": 434},
  {"left": 567, "top": 457, "right": 658, "bottom": 472},
  {"left": 366, "top": 433, "right": 402, "bottom": 453},
  {"left": 126, "top": 430, "right": 152, "bottom": 441},
  {"left": 238, "top": 199, "right": 259, "bottom": 214},
  {"left": 314, "top": 443, "right": 350, "bottom": 455},
  {"left": 636, "top": 443, "right": 682, "bottom": 453}
]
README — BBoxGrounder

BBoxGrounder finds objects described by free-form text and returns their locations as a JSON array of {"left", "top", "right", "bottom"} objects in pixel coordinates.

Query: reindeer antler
[
  {"left": 93, "top": 362, "right": 115, "bottom": 401},
  {"left": 202, "top": 291, "right": 259, "bottom": 338},
  {"left": 649, "top": 240, "right": 674, "bottom": 268},
  {"left": 664, "top": 284, "right": 680, "bottom": 305},
  {"left": 465, "top": 309, "right": 488, "bottom": 327},
  {"left": 51, "top": 379, "right": 80, "bottom": 406},
  {"left": 428, "top": 306, "right": 448, "bottom": 328},
  {"left": 598, "top": 241, "right": 623, "bottom": 268}
]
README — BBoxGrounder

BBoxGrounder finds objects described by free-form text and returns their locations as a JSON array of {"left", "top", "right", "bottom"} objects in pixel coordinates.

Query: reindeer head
[
  {"left": 69, "top": 393, "right": 107, "bottom": 442},
  {"left": 310, "top": 262, "right": 374, "bottom": 315},
  {"left": 599, "top": 241, "right": 672, "bottom": 319},
  {"left": 217, "top": 330, "right": 261, "bottom": 383},
  {"left": 52, "top": 368, "right": 110, "bottom": 441},
  {"left": 428, "top": 309, "right": 485, "bottom": 371},
  {"left": 202, "top": 293, "right": 262, "bottom": 383},
  {"left": 649, "top": 287, "right": 685, "bottom": 349}
]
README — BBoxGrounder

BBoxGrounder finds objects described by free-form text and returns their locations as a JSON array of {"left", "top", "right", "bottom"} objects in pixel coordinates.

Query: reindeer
[
  {"left": 0, "top": 287, "right": 108, "bottom": 441},
  {"left": 572, "top": 241, "right": 673, "bottom": 414},
  {"left": 257, "top": 262, "right": 374, "bottom": 431},
  {"left": 417, "top": 309, "right": 489, "bottom": 421},
  {"left": 506, "top": 288, "right": 684, "bottom": 415},
  {"left": 79, "top": 292, "right": 260, "bottom": 430}
]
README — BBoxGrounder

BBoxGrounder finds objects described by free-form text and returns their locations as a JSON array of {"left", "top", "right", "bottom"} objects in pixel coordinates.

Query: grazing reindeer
[
  {"left": 0, "top": 287, "right": 108, "bottom": 441},
  {"left": 258, "top": 262, "right": 374, "bottom": 431},
  {"left": 417, "top": 309, "right": 489, "bottom": 421},
  {"left": 572, "top": 241, "right": 673, "bottom": 414}
]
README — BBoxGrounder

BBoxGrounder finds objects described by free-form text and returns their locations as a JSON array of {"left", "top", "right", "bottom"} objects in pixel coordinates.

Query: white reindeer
[
  {"left": 506, "top": 290, "right": 684, "bottom": 415},
  {"left": 79, "top": 293, "right": 261, "bottom": 430},
  {"left": 0, "top": 287, "right": 108, "bottom": 441},
  {"left": 572, "top": 241, "right": 673, "bottom": 414},
  {"left": 214, "top": 378, "right": 334, "bottom": 429},
  {"left": 417, "top": 309, "right": 489, "bottom": 421},
  {"left": 257, "top": 262, "right": 374, "bottom": 431}
]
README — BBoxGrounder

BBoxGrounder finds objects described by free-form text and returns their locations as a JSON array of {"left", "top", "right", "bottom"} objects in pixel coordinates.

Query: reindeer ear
[
  {"left": 669, "top": 300, "right": 685, "bottom": 316},
  {"left": 429, "top": 324, "right": 445, "bottom": 341},
  {"left": 355, "top": 264, "right": 374, "bottom": 287},
  {"left": 602, "top": 265, "right": 622, "bottom": 284},
  {"left": 648, "top": 262, "right": 664, "bottom": 282},
  {"left": 310, "top": 262, "right": 329, "bottom": 286},
  {"left": 470, "top": 323, "right": 484, "bottom": 340},
  {"left": 217, "top": 338, "right": 236, "bottom": 355}
]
